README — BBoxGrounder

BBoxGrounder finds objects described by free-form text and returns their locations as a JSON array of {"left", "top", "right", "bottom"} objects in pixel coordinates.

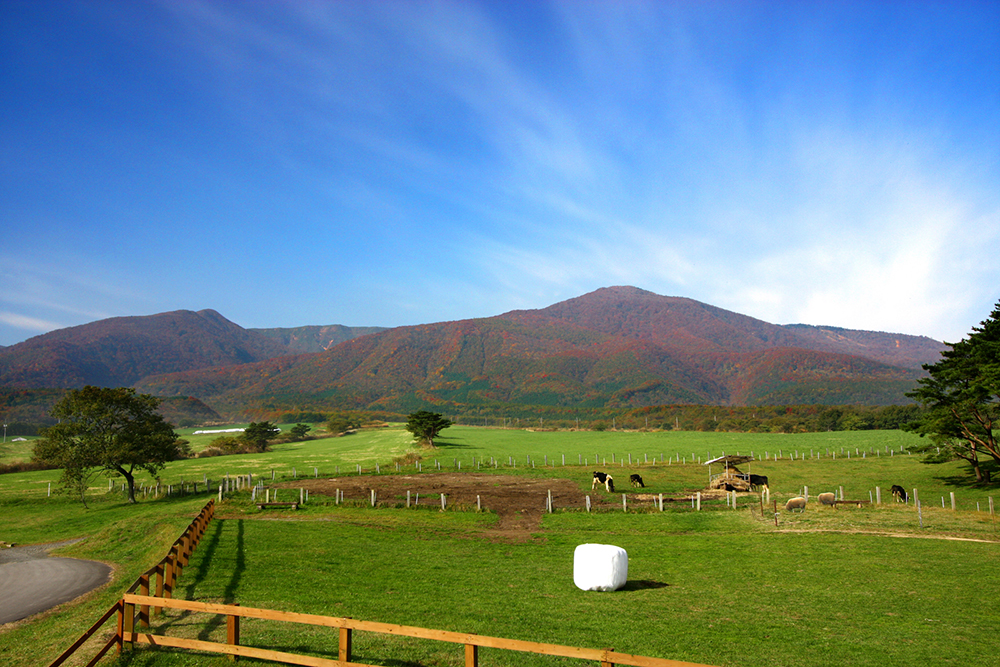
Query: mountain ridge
[
  {"left": 0, "top": 288, "right": 947, "bottom": 414},
  {"left": 134, "top": 288, "right": 945, "bottom": 413},
  {"left": 0, "top": 310, "right": 293, "bottom": 388}
]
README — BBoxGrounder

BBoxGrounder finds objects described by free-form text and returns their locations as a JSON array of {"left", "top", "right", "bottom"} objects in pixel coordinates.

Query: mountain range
[{"left": 0, "top": 287, "right": 945, "bottom": 417}]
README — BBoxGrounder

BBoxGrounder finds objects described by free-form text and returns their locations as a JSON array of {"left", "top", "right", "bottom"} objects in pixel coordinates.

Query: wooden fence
[
  {"left": 46, "top": 496, "right": 715, "bottom": 667},
  {"left": 118, "top": 594, "right": 717, "bottom": 667},
  {"left": 47, "top": 499, "right": 216, "bottom": 667}
]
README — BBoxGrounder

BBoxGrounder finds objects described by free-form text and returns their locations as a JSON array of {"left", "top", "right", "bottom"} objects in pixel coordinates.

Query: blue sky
[{"left": 2, "top": 1, "right": 998, "bottom": 347}]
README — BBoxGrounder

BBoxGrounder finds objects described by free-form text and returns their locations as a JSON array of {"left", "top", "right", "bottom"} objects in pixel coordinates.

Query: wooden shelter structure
[{"left": 705, "top": 455, "right": 755, "bottom": 491}]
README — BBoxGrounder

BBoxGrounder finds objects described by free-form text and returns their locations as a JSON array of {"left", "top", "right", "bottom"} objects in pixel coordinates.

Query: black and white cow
[
  {"left": 592, "top": 471, "right": 615, "bottom": 493},
  {"left": 890, "top": 484, "right": 907, "bottom": 503},
  {"left": 629, "top": 474, "right": 645, "bottom": 488}
]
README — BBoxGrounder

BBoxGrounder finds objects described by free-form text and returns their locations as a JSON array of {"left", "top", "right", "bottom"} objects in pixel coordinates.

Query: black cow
[
  {"left": 748, "top": 474, "right": 769, "bottom": 491},
  {"left": 592, "top": 471, "right": 615, "bottom": 493},
  {"left": 629, "top": 474, "right": 645, "bottom": 488},
  {"left": 890, "top": 484, "right": 907, "bottom": 503}
]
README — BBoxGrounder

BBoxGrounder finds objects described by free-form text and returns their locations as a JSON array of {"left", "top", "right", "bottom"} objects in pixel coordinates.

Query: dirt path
[{"left": 277, "top": 473, "right": 623, "bottom": 540}]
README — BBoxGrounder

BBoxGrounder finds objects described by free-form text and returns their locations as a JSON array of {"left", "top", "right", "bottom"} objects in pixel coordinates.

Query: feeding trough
[{"left": 705, "top": 455, "right": 756, "bottom": 492}]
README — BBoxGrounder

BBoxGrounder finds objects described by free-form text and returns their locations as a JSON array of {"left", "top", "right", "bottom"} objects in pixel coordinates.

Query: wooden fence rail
[
  {"left": 120, "top": 594, "right": 717, "bottom": 667},
  {"left": 47, "top": 499, "right": 216, "bottom": 667},
  {"left": 46, "top": 600, "right": 122, "bottom": 667}
]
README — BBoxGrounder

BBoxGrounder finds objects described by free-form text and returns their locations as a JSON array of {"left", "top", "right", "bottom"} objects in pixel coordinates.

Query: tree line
[{"left": 446, "top": 403, "right": 923, "bottom": 433}]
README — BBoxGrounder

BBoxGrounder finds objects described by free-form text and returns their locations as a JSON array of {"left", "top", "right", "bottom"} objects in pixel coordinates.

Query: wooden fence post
[
  {"left": 465, "top": 643, "right": 479, "bottom": 667},
  {"left": 116, "top": 600, "right": 124, "bottom": 654},
  {"left": 154, "top": 562, "right": 166, "bottom": 615},
  {"left": 227, "top": 603, "right": 241, "bottom": 661},
  {"left": 178, "top": 534, "right": 191, "bottom": 566},
  {"left": 122, "top": 597, "right": 135, "bottom": 649},
  {"left": 138, "top": 574, "right": 150, "bottom": 628},
  {"left": 601, "top": 647, "right": 615, "bottom": 667},
  {"left": 164, "top": 546, "right": 179, "bottom": 599},
  {"left": 339, "top": 624, "right": 353, "bottom": 663}
]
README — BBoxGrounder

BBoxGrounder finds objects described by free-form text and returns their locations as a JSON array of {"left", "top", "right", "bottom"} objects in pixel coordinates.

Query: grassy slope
[{"left": 2, "top": 426, "right": 999, "bottom": 667}]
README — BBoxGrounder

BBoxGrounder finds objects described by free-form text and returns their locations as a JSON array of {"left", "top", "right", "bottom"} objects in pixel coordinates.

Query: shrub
[
  {"left": 211, "top": 435, "right": 246, "bottom": 454},
  {"left": 0, "top": 460, "right": 59, "bottom": 475},
  {"left": 196, "top": 447, "right": 227, "bottom": 458}
]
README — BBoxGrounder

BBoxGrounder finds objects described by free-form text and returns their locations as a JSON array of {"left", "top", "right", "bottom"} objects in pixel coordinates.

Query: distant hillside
[
  {"left": 1, "top": 288, "right": 948, "bottom": 415},
  {"left": 135, "top": 287, "right": 945, "bottom": 414},
  {"left": 780, "top": 323, "right": 944, "bottom": 370},
  {"left": 524, "top": 286, "right": 940, "bottom": 370},
  {"left": 250, "top": 324, "right": 386, "bottom": 353},
  {"left": 0, "top": 388, "right": 220, "bottom": 429},
  {"left": 0, "top": 310, "right": 293, "bottom": 388}
]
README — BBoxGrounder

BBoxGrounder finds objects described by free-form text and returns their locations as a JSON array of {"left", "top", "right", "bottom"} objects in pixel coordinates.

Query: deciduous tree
[
  {"left": 34, "top": 386, "right": 181, "bottom": 504},
  {"left": 242, "top": 421, "right": 280, "bottom": 452},
  {"left": 405, "top": 410, "right": 452, "bottom": 447}
]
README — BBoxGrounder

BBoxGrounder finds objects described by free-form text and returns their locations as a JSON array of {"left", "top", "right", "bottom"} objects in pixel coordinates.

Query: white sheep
[
  {"left": 785, "top": 496, "right": 807, "bottom": 512},
  {"left": 817, "top": 492, "right": 836, "bottom": 506}
]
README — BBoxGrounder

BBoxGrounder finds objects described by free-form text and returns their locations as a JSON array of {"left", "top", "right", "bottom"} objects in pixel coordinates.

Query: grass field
[{"left": 1, "top": 425, "right": 999, "bottom": 667}]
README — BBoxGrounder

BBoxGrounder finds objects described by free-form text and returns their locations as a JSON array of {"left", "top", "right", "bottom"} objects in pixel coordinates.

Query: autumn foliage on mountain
[
  {"left": 112, "top": 287, "right": 944, "bottom": 415},
  {"left": 0, "top": 309, "right": 292, "bottom": 388}
]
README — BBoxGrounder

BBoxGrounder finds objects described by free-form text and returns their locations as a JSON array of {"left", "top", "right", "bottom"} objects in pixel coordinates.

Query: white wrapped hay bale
[{"left": 573, "top": 543, "right": 628, "bottom": 591}]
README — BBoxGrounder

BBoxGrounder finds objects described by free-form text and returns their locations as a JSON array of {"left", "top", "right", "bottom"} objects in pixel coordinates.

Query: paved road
[{"left": 0, "top": 541, "right": 112, "bottom": 625}]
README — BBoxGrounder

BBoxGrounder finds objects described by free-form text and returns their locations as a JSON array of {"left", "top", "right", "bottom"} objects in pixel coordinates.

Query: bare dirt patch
[{"left": 276, "top": 473, "right": 623, "bottom": 541}]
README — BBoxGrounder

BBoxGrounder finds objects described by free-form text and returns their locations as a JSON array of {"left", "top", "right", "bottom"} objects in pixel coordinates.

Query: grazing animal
[
  {"left": 890, "top": 485, "right": 907, "bottom": 503},
  {"left": 629, "top": 474, "right": 645, "bottom": 488},
  {"left": 817, "top": 492, "right": 836, "bottom": 506},
  {"left": 592, "top": 471, "right": 615, "bottom": 493},
  {"left": 748, "top": 474, "right": 769, "bottom": 491},
  {"left": 785, "top": 496, "right": 807, "bottom": 512}
]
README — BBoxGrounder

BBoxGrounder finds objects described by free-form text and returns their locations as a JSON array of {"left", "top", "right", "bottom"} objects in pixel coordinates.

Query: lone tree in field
[
  {"left": 242, "top": 421, "right": 281, "bottom": 452},
  {"left": 34, "top": 386, "right": 181, "bottom": 504},
  {"left": 905, "top": 300, "right": 1000, "bottom": 483},
  {"left": 405, "top": 410, "right": 453, "bottom": 447}
]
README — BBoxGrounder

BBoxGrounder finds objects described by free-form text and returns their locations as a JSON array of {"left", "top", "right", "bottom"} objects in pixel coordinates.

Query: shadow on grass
[
  {"left": 620, "top": 579, "right": 670, "bottom": 591},
  {"left": 932, "top": 469, "right": 1000, "bottom": 489},
  {"left": 151, "top": 519, "right": 245, "bottom": 640},
  {"left": 150, "top": 518, "right": 224, "bottom": 635},
  {"left": 429, "top": 439, "right": 475, "bottom": 450},
  {"left": 197, "top": 519, "right": 244, "bottom": 641},
  {"left": 181, "top": 518, "right": 223, "bottom": 599}
]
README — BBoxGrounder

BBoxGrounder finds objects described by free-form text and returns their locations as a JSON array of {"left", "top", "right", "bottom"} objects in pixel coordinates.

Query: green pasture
[
  {"left": 1, "top": 427, "right": 999, "bottom": 667},
  {"left": 2, "top": 425, "right": 994, "bottom": 514},
  {"left": 0, "top": 433, "right": 39, "bottom": 463},
  {"left": 123, "top": 512, "right": 1000, "bottom": 667}
]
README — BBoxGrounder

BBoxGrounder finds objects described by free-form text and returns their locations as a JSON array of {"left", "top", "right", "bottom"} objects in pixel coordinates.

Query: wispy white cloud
[
  {"left": 0, "top": 312, "right": 63, "bottom": 335},
  {"left": 0, "top": 257, "right": 147, "bottom": 341}
]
